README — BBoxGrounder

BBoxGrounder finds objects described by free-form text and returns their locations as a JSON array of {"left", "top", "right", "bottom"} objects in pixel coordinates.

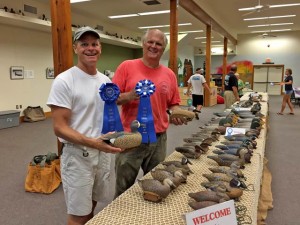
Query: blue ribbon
[
  {"left": 99, "top": 83, "right": 123, "bottom": 133},
  {"left": 135, "top": 79, "right": 156, "bottom": 143}
]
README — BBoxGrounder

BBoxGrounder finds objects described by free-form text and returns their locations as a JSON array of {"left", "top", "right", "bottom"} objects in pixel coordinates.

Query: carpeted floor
[{"left": 0, "top": 96, "right": 298, "bottom": 225}]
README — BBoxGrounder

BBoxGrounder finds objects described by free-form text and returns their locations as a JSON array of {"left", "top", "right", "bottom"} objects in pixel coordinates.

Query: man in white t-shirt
[
  {"left": 47, "top": 26, "right": 122, "bottom": 225},
  {"left": 187, "top": 68, "right": 211, "bottom": 117}
]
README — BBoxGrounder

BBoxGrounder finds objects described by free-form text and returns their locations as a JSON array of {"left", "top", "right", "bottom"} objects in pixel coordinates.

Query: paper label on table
[
  {"left": 225, "top": 127, "right": 246, "bottom": 136},
  {"left": 185, "top": 200, "right": 237, "bottom": 225}
]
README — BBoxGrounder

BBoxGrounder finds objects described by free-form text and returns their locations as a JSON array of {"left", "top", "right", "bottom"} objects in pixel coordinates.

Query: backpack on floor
[{"left": 23, "top": 106, "right": 46, "bottom": 122}]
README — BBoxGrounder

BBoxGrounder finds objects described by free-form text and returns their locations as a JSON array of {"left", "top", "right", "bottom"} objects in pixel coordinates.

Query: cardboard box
[{"left": 0, "top": 110, "right": 20, "bottom": 129}]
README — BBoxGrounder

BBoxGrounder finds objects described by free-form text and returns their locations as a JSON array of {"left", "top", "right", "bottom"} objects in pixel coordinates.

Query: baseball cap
[{"left": 73, "top": 26, "right": 100, "bottom": 42}]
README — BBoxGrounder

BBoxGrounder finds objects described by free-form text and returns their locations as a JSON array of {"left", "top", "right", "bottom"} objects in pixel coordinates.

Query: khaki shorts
[
  {"left": 61, "top": 144, "right": 112, "bottom": 216},
  {"left": 224, "top": 90, "right": 236, "bottom": 109}
]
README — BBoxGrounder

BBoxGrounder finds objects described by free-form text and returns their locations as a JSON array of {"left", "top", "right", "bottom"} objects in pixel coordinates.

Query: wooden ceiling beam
[{"left": 179, "top": 0, "right": 237, "bottom": 45}]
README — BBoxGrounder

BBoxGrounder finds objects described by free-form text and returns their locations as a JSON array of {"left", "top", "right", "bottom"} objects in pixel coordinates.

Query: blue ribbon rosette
[
  {"left": 99, "top": 83, "right": 123, "bottom": 134},
  {"left": 135, "top": 79, "right": 156, "bottom": 143}
]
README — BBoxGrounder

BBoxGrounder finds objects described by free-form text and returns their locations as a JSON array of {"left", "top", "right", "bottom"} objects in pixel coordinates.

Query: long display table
[{"left": 87, "top": 93, "right": 268, "bottom": 225}]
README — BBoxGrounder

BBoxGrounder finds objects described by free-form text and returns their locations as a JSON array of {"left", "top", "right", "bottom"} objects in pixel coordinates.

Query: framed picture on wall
[
  {"left": 10, "top": 66, "right": 24, "bottom": 80},
  {"left": 46, "top": 67, "right": 55, "bottom": 79}
]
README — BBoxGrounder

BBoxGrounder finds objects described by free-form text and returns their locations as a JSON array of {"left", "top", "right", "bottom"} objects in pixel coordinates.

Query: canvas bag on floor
[{"left": 25, "top": 152, "right": 61, "bottom": 194}]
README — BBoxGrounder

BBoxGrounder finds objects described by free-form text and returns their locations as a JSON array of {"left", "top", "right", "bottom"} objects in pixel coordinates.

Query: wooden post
[
  {"left": 169, "top": 0, "right": 178, "bottom": 79},
  {"left": 222, "top": 37, "right": 228, "bottom": 92},
  {"left": 204, "top": 24, "right": 211, "bottom": 107},
  {"left": 50, "top": 0, "right": 73, "bottom": 155},
  {"left": 50, "top": 0, "right": 73, "bottom": 77}
]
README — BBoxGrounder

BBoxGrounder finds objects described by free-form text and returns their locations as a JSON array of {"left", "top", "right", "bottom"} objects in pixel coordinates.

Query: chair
[{"left": 292, "top": 88, "right": 300, "bottom": 107}]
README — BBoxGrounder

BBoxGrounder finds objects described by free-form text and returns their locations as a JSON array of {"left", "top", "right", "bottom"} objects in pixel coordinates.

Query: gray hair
[{"left": 141, "top": 29, "right": 168, "bottom": 47}]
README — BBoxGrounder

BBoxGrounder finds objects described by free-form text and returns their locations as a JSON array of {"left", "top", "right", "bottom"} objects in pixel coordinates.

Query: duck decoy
[
  {"left": 163, "top": 164, "right": 187, "bottom": 183},
  {"left": 208, "top": 166, "right": 246, "bottom": 180},
  {"left": 217, "top": 154, "right": 240, "bottom": 161},
  {"left": 167, "top": 108, "right": 195, "bottom": 123},
  {"left": 150, "top": 168, "right": 180, "bottom": 189},
  {"left": 207, "top": 155, "right": 245, "bottom": 168},
  {"left": 161, "top": 157, "right": 193, "bottom": 174},
  {"left": 183, "top": 137, "right": 205, "bottom": 143},
  {"left": 175, "top": 146, "right": 201, "bottom": 159},
  {"left": 208, "top": 182, "right": 244, "bottom": 200},
  {"left": 188, "top": 201, "right": 219, "bottom": 210},
  {"left": 100, "top": 120, "right": 142, "bottom": 149},
  {"left": 188, "top": 189, "right": 230, "bottom": 202},
  {"left": 203, "top": 172, "right": 238, "bottom": 183},
  {"left": 203, "top": 174, "right": 247, "bottom": 189},
  {"left": 214, "top": 148, "right": 253, "bottom": 159},
  {"left": 138, "top": 178, "right": 173, "bottom": 203}
]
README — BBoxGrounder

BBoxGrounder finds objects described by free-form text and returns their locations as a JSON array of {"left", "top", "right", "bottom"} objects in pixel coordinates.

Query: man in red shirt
[{"left": 113, "top": 29, "right": 185, "bottom": 197}]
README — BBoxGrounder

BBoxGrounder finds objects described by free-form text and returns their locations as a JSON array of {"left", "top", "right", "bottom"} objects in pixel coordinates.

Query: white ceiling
[{"left": 65, "top": 0, "right": 300, "bottom": 47}]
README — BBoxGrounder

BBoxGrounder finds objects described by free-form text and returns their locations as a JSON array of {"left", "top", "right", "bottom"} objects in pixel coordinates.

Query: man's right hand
[{"left": 94, "top": 137, "right": 123, "bottom": 153}]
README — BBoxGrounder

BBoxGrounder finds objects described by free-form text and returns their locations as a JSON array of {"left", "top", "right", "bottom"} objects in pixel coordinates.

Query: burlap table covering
[{"left": 87, "top": 93, "right": 268, "bottom": 225}]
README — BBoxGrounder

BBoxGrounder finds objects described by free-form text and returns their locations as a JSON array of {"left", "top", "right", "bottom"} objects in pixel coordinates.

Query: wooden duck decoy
[
  {"left": 207, "top": 155, "right": 245, "bottom": 168},
  {"left": 183, "top": 137, "right": 205, "bottom": 143},
  {"left": 206, "top": 182, "right": 243, "bottom": 200},
  {"left": 150, "top": 168, "right": 180, "bottom": 189},
  {"left": 216, "top": 154, "right": 240, "bottom": 161},
  {"left": 188, "top": 201, "right": 219, "bottom": 210},
  {"left": 161, "top": 157, "right": 193, "bottom": 174},
  {"left": 163, "top": 164, "right": 188, "bottom": 183},
  {"left": 100, "top": 120, "right": 142, "bottom": 149},
  {"left": 166, "top": 108, "right": 195, "bottom": 123},
  {"left": 208, "top": 166, "right": 246, "bottom": 180},
  {"left": 175, "top": 146, "right": 201, "bottom": 159},
  {"left": 182, "top": 143, "right": 209, "bottom": 154},
  {"left": 202, "top": 174, "right": 247, "bottom": 189},
  {"left": 203, "top": 173, "right": 237, "bottom": 183},
  {"left": 188, "top": 189, "right": 230, "bottom": 202},
  {"left": 138, "top": 178, "right": 173, "bottom": 203}
]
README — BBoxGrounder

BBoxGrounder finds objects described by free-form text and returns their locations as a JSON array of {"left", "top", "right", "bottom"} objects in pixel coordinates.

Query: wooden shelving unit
[{"left": 0, "top": 10, "right": 142, "bottom": 49}]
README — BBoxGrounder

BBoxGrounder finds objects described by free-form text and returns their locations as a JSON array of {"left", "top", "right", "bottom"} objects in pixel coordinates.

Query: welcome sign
[{"left": 185, "top": 200, "right": 237, "bottom": 225}]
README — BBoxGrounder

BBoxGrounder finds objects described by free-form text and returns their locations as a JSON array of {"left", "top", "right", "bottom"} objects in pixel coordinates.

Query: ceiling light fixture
[
  {"left": 179, "top": 30, "right": 203, "bottom": 34},
  {"left": 138, "top": 10, "right": 170, "bottom": 16},
  {"left": 201, "top": 41, "right": 220, "bottom": 43},
  {"left": 109, "top": 14, "right": 139, "bottom": 19},
  {"left": 251, "top": 29, "right": 292, "bottom": 33},
  {"left": 194, "top": 36, "right": 214, "bottom": 39},
  {"left": 109, "top": 10, "right": 170, "bottom": 19},
  {"left": 244, "top": 15, "right": 296, "bottom": 21},
  {"left": 138, "top": 23, "right": 192, "bottom": 29},
  {"left": 248, "top": 23, "right": 294, "bottom": 28},
  {"left": 238, "top": 6, "right": 263, "bottom": 11},
  {"left": 70, "top": 0, "right": 91, "bottom": 3},
  {"left": 164, "top": 30, "right": 203, "bottom": 35},
  {"left": 269, "top": 3, "right": 300, "bottom": 8}
]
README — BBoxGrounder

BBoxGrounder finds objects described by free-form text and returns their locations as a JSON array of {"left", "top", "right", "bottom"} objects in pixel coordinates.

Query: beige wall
[{"left": 0, "top": 24, "right": 54, "bottom": 113}]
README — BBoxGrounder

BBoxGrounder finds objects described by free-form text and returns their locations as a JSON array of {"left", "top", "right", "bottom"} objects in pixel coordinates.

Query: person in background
[
  {"left": 235, "top": 73, "right": 245, "bottom": 98},
  {"left": 276, "top": 68, "right": 294, "bottom": 115},
  {"left": 112, "top": 29, "right": 186, "bottom": 198},
  {"left": 224, "top": 65, "right": 240, "bottom": 109},
  {"left": 187, "top": 68, "right": 211, "bottom": 114},
  {"left": 47, "top": 26, "right": 122, "bottom": 225}
]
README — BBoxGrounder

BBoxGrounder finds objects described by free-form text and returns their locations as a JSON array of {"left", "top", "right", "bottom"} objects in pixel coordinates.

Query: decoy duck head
[{"left": 130, "top": 120, "right": 141, "bottom": 132}]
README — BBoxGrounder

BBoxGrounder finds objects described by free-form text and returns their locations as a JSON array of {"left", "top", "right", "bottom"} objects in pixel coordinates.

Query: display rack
[{"left": 0, "top": 10, "right": 142, "bottom": 49}]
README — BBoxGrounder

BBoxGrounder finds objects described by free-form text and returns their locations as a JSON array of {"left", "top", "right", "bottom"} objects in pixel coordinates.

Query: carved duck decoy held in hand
[
  {"left": 100, "top": 120, "right": 142, "bottom": 149},
  {"left": 167, "top": 108, "right": 195, "bottom": 123}
]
